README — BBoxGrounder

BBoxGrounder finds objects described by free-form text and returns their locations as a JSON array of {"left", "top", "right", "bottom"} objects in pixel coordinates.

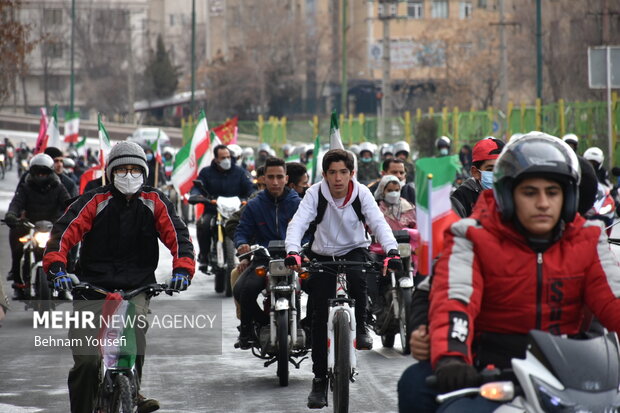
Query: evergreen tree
[{"left": 144, "top": 35, "right": 178, "bottom": 99}]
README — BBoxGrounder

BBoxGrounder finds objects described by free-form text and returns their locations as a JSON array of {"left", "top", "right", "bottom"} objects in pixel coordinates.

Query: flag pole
[
  {"left": 427, "top": 173, "right": 433, "bottom": 277},
  {"left": 154, "top": 160, "right": 159, "bottom": 187}
]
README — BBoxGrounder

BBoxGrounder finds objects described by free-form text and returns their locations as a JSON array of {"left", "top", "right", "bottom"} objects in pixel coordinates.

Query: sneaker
[
  {"left": 12, "top": 287, "right": 27, "bottom": 301},
  {"left": 137, "top": 394, "right": 160, "bottom": 413},
  {"left": 356, "top": 326, "right": 373, "bottom": 350},
  {"left": 307, "top": 377, "right": 328, "bottom": 409},
  {"left": 234, "top": 323, "right": 256, "bottom": 350}
]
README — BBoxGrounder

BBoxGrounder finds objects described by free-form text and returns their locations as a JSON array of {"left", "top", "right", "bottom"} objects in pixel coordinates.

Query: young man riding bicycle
[
  {"left": 43, "top": 141, "right": 195, "bottom": 413},
  {"left": 284, "top": 149, "right": 403, "bottom": 409}
]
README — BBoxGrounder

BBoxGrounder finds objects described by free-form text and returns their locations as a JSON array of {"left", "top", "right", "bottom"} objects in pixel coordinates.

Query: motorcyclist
[
  {"left": 405, "top": 133, "right": 620, "bottom": 413},
  {"left": 190, "top": 144, "right": 254, "bottom": 272},
  {"left": 233, "top": 157, "right": 303, "bottom": 348},
  {"left": 380, "top": 143, "right": 394, "bottom": 161},
  {"left": 43, "top": 146, "right": 79, "bottom": 198},
  {"left": 367, "top": 158, "right": 416, "bottom": 205},
  {"left": 284, "top": 149, "right": 403, "bottom": 409},
  {"left": 356, "top": 142, "right": 381, "bottom": 185},
  {"left": 393, "top": 140, "right": 415, "bottom": 183},
  {"left": 286, "top": 161, "right": 310, "bottom": 197},
  {"left": 435, "top": 136, "right": 451, "bottom": 157},
  {"left": 4, "top": 154, "right": 69, "bottom": 296},
  {"left": 584, "top": 146, "right": 612, "bottom": 187},
  {"left": 450, "top": 137, "right": 505, "bottom": 218},
  {"left": 255, "top": 143, "right": 272, "bottom": 169},
  {"left": 562, "top": 133, "right": 579, "bottom": 153},
  {"left": 144, "top": 147, "right": 165, "bottom": 187},
  {"left": 43, "top": 141, "right": 195, "bottom": 413}
]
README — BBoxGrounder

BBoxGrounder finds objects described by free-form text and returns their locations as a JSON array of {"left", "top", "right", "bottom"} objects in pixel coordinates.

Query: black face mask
[{"left": 33, "top": 173, "right": 53, "bottom": 187}]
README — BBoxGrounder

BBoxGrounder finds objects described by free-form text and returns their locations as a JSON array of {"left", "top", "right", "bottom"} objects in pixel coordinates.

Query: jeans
[{"left": 233, "top": 256, "right": 270, "bottom": 327}]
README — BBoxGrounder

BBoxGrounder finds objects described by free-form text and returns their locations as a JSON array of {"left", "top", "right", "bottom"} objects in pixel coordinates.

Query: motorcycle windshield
[
  {"left": 528, "top": 330, "right": 620, "bottom": 392},
  {"left": 217, "top": 196, "right": 241, "bottom": 218}
]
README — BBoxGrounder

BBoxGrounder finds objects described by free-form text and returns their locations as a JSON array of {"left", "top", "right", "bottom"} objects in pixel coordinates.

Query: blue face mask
[
  {"left": 479, "top": 170, "right": 494, "bottom": 190},
  {"left": 361, "top": 157, "right": 372, "bottom": 163},
  {"left": 146, "top": 153, "right": 154, "bottom": 162}
]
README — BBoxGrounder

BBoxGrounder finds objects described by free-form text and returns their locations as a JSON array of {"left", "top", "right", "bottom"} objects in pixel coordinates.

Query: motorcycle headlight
[
  {"left": 599, "top": 204, "right": 613, "bottom": 215},
  {"left": 533, "top": 378, "right": 576, "bottom": 412},
  {"left": 33, "top": 232, "right": 51, "bottom": 247},
  {"left": 269, "top": 259, "right": 292, "bottom": 276}
]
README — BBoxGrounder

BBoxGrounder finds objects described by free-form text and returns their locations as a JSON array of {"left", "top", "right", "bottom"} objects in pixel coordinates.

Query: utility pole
[
  {"left": 190, "top": 0, "right": 196, "bottom": 117},
  {"left": 340, "top": 0, "right": 348, "bottom": 116},
  {"left": 127, "top": 13, "right": 135, "bottom": 124},
  {"left": 378, "top": 0, "right": 397, "bottom": 140},
  {"left": 498, "top": 0, "right": 507, "bottom": 112},
  {"left": 70, "top": 0, "right": 75, "bottom": 115},
  {"left": 535, "top": 0, "right": 542, "bottom": 101}
]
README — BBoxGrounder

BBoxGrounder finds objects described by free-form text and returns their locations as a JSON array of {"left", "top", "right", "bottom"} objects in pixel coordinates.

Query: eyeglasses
[{"left": 114, "top": 167, "right": 143, "bottom": 178}]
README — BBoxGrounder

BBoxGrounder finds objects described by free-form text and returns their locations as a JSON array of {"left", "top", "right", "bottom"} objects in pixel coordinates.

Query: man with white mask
[
  {"left": 190, "top": 144, "right": 254, "bottom": 272},
  {"left": 44, "top": 141, "right": 195, "bottom": 413}
]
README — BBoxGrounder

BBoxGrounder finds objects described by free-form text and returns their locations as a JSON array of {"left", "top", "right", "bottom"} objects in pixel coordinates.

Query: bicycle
[
  {"left": 302, "top": 259, "right": 381, "bottom": 413},
  {"left": 71, "top": 282, "right": 175, "bottom": 413}
]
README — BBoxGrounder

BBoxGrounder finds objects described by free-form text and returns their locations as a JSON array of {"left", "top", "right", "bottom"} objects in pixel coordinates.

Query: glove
[
  {"left": 434, "top": 357, "right": 481, "bottom": 393},
  {"left": 284, "top": 252, "right": 302, "bottom": 268},
  {"left": 48, "top": 262, "right": 73, "bottom": 292},
  {"left": 167, "top": 269, "right": 191, "bottom": 291},
  {"left": 4, "top": 212, "right": 18, "bottom": 228},
  {"left": 384, "top": 249, "right": 403, "bottom": 273}
]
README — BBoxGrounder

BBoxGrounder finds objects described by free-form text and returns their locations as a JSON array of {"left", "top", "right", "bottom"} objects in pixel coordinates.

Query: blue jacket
[
  {"left": 234, "top": 187, "right": 304, "bottom": 248},
  {"left": 191, "top": 159, "right": 254, "bottom": 213}
]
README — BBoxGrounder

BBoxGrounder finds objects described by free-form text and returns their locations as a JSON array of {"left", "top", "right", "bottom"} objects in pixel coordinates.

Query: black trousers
[
  {"left": 8, "top": 226, "right": 28, "bottom": 282},
  {"left": 233, "top": 256, "right": 270, "bottom": 327},
  {"left": 195, "top": 211, "right": 216, "bottom": 263},
  {"left": 307, "top": 248, "right": 369, "bottom": 378}
]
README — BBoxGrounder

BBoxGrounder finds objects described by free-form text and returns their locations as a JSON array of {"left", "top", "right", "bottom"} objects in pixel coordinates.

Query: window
[
  {"left": 41, "top": 76, "right": 64, "bottom": 92},
  {"left": 169, "top": 14, "right": 175, "bottom": 26},
  {"left": 460, "top": 1, "right": 473, "bottom": 18},
  {"left": 44, "top": 41, "right": 63, "bottom": 59},
  {"left": 478, "top": 0, "right": 487, "bottom": 8},
  {"left": 408, "top": 1, "right": 424, "bottom": 19},
  {"left": 431, "top": 0, "right": 449, "bottom": 18},
  {"left": 43, "top": 9, "right": 62, "bottom": 25}
]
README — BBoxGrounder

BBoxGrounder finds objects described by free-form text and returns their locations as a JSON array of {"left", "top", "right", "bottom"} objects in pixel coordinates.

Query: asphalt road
[{"left": 0, "top": 165, "right": 413, "bottom": 413}]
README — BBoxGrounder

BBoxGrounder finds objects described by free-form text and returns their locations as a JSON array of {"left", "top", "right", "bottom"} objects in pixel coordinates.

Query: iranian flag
[
  {"left": 170, "top": 110, "right": 211, "bottom": 196},
  {"left": 329, "top": 110, "right": 344, "bottom": 150},
  {"left": 197, "top": 129, "right": 222, "bottom": 171},
  {"left": 75, "top": 135, "right": 87, "bottom": 157},
  {"left": 64, "top": 112, "right": 80, "bottom": 143},
  {"left": 415, "top": 155, "right": 461, "bottom": 276},
  {"left": 46, "top": 105, "right": 62, "bottom": 149},
  {"left": 149, "top": 129, "right": 162, "bottom": 164},
  {"left": 79, "top": 165, "right": 103, "bottom": 194},
  {"left": 98, "top": 293, "right": 137, "bottom": 369},
  {"left": 98, "top": 114, "right": 112, "bottom": 183}
]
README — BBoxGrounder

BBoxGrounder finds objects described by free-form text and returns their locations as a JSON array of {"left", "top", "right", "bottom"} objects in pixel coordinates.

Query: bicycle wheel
[
  {"left": 333, "top": 311, "right": 350, "bottom": 413},
  {"left": 398, "top": 288, "right": 412, "bottom": 355},
  {"left": 110, "top": 374, "right": 133, "bottom": 413},
  {"left": 277, "top": 309, "right": 289, "bottom": 386},
  {"left": 35, "top": 266, "right": 53, "bottom": 313}
]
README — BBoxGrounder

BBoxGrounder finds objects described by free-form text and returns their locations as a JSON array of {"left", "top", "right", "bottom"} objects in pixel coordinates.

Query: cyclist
[
  {"left": 284, "top": 149, "right": 403, "bottom": 409},
  {"left": 233, "top": 157, "right": 303, "bottom": 348},
  {"left": 424, "top": 133, "right": 620, "bottom": 412},
  {"left": 4, "top": 154, "right": 69, "bottom": 296},
  {"left": 450, "top": 137, "right": 505, "bottom": 218},
  {"left": 43, "top": 141, "right": 195, "bottom": 413},
  {"left": 190, "top": 144, "right": 254, "bottom": 272}
]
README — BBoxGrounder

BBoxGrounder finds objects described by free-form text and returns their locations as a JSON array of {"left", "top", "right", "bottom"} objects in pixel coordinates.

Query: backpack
[{"left": 307, "top": 189, "right": 365, "bottom": 248}]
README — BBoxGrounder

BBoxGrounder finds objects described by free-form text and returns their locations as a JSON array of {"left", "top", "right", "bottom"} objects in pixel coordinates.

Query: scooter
[
  {"left": 434, "top": 329, "right": 620, "bottom": 412},
  {"left": 236, "top": 241, "right": 309, "bottom": 387}
]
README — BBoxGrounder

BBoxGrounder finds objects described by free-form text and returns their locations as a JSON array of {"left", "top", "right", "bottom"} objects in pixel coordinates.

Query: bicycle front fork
[{"left": 326, "top": 304, "right": 357, "bottom": 379}]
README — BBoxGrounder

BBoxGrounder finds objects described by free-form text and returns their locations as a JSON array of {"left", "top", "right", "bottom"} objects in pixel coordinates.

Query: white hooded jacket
[{"left": 285, "top": 179, "right": 398, "bottom": 257}]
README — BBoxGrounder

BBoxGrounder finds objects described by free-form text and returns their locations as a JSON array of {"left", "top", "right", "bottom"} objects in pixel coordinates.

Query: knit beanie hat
[{"left": 105, "top": 141, "right": 149, "bottom": 180}]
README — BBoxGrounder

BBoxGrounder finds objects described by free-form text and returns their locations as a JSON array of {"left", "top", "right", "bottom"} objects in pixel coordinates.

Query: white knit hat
[{"left": 105, "top": 141, "right": 149, "bottom": 180}]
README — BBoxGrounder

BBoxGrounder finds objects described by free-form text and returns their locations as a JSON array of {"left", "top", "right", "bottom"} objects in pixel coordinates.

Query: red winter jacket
[{"left": 429, "top": 190, "right": 620, "bottom": 368}]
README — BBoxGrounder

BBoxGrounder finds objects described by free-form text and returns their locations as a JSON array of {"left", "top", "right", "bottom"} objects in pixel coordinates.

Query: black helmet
[{"left": 493, "top": 132, "right": 580, "bottom": 223}]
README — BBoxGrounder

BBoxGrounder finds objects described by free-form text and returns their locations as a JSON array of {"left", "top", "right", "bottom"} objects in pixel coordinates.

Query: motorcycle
[
  {"left": 586, "top": 182, "right": 616, "bottom": 236},
  {"left": 433, "top": 329, "right": 620, "bottom": 412},
  {"left": 236, "top": 241, "right": 309, "bottom": 387},
  {"left": 189, "top": 180, "right": 242, "bottom": 296},
  {"left": 0, "top": 152, "right": 5, "bottom": 179},
  {"left": 17, "top": 156, "right": 29, "bottom": 178},
  {"left": 11, "top": 219, "right": 56, "bottom": 312},
  {"left": 6, "top": 146, "right": 14, "bottom": 170},
  {"left": 369, "top": 229, "right": 417, "bottom": 354}
]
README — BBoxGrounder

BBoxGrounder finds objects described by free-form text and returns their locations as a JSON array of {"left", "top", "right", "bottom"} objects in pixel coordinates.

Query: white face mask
[
  {"left": 384, "top": 191, "right": 401, "bottom": 205},
  {"left": 114, "top": 175, "right": 143, "bottom": 195},
  {"left": 219, "top": 158, "right": 232, "bottom": 170}
]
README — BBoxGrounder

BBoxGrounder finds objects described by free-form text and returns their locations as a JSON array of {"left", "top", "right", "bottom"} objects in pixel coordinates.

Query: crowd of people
[{"left": 2, "top": 129, "right": 620, "bottom": 412}]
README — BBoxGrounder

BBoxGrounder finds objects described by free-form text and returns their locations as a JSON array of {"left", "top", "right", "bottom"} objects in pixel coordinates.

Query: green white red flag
[
  {"left": 34, "top": 108, "right": 49, "bottom": 154},
  {"left": 150, "top": 129, "right": 162, "bottom": 164},
  {"left": 46, "top": 105, "right": 62, "bottom": 149},
  {"left": 171, "top": 110, "right": 211, "bottom": 196},
  {"left": 98, "top": 114, "right": 112, "bottom": 183},
  {"left": 98, "top": 293, "right": 137, "bottom": 369},
  {"left": 75, "top": 135, "right": 87, "bottom": 156},
  {"left": 64, "top": 112, "right": 80, "bottom": 143},
  {"left": 415, "top": 155, "right": 461, "bottom": 276},
  {"left": 329, "top": 110, "right": 344, "bottom": 150},
  {"left": 197, "top": 130, "right": 222, "bottom": 171}
]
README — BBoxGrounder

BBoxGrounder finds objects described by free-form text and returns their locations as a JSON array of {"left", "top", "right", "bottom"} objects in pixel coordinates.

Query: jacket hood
[
  {"left": 319, "top": 179, "right": 359, "bottom": 208},
  {"left": 471, "top": 190, "right": 585, "bottom": 247},
  {"left": 26, "top": 171, "right": 61, "bottom": 190}
]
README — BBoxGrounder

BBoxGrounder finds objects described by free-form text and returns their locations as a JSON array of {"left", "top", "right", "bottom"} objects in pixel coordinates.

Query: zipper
[
  {"left": 275, "top": 199, "right": 279, "bottom": 234},
  {"left": 536, "top": 252, "right": 543, "bottom": 330}
]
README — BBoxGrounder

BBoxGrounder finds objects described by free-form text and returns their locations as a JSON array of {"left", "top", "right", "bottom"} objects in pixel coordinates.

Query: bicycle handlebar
[
  {"left": 72, "top": 282, "right": 176, "bottom": 299},
  {"left": 302, "top": 260, "right": 382, "bottom": 272}
]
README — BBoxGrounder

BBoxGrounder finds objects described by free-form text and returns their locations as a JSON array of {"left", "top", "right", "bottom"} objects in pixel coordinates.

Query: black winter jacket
[
  {"left": 450, "top": 177, "right": 483, "bottom": 218},
  {"left": 44, "top": 185, "right": 195, "bottom": 290},
  {"left": 8, "top": 173, "right": 69, "bottom": 223}
]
